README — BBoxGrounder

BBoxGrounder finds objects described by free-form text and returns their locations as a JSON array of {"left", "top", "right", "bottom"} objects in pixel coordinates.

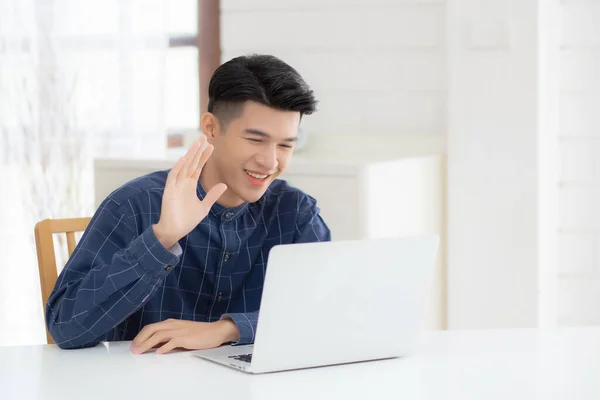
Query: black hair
[{"left": 207, "top": 54, "right": 317, "bottom": 127}]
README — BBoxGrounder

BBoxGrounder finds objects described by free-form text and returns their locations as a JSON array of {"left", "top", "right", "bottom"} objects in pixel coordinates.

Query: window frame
[{"left": 166, "top": 0, "right": 220, "bottom": 148}]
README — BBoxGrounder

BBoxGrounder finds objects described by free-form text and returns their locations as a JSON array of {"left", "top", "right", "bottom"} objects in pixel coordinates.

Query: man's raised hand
[{"left": 153, "top": 136, "right": 227, "bottom": 249}]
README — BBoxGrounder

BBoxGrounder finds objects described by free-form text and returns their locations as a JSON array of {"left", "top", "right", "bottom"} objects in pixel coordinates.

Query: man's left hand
[{"left": 130, "top": 319, "right": 240, "bottom": 355}]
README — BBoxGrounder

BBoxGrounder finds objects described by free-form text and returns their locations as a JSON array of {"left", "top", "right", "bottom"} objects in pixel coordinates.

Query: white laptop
[{"left": 192, "top": 235, "right": 439, "bottom": 374}]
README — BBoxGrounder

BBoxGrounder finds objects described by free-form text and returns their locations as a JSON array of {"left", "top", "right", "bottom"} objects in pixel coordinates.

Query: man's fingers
[
  {"left": 166, "top": 156, "right": 185, "bottom": 188},
  {"left": 179, "top": 139, "right": 202, "bottom": 180},
  {"left": 156, "top": 339, "right": 179, "bottom": 355},
  {"left": 189, "top": 137, "right": 207, "bottom": 178},
  {"left": 132, "top": 322, "right": 160, "bottom": 348},
  {"left": 131, "top": 319, "right": 177, "bottom": 352},
  {"left": 192, "top": 143, "right": 214, "bottom": 181},
  {"left": 132, "top": 330, "right": 176, "bottom": 355},
  {"left": 202, "top": 183, "right": 228, "bottom": 208}
]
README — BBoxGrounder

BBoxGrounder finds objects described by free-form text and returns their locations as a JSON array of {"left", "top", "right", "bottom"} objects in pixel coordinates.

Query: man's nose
[{"left": 256, "top": 146, "right": 278, "bottom": 172}]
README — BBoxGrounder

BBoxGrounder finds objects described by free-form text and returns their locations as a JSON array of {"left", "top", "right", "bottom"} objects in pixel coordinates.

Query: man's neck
[{"left": 199, "top": 160, "right": 244, "bottom": 209}]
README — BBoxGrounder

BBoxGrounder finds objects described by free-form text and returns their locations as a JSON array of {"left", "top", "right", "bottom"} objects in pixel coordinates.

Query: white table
[{"left": 2, "top": 328, "right": 599, "bottom": 400}]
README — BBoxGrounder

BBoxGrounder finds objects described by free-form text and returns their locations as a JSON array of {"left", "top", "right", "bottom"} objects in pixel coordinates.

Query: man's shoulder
[{"left": 102, "top": 169, "right": 169, "bottom": 209}]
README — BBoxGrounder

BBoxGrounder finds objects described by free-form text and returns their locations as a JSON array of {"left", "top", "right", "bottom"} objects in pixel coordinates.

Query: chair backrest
[{"left": 34, "top": 217, "right": 91, "bottom": 344}]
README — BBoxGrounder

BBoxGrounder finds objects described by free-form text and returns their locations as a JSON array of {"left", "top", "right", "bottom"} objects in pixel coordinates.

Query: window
[
  {"left": 166, "top": 0, "right": 200, "bottom": 148},
  {"left": 0, "top": 0, "right": 220, "bottom": 346}
]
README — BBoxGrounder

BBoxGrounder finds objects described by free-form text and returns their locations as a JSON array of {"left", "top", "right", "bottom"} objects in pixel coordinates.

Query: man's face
[{"left": 207, "top": 101, "right": 301, "bottom": 205}]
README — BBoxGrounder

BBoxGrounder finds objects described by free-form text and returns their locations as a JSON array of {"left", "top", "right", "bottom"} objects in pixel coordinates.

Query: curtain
[{"left": 0, "top": 0, "right": 168, "bottom": 345}]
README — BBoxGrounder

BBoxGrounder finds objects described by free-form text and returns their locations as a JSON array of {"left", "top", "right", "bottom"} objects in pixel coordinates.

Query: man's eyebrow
[{"left": 244, "top": 129, "right": 298, "bottom": 142}]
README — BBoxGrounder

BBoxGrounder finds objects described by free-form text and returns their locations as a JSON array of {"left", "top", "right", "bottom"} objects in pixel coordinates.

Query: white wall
[
  {"left": 446, "top": 0, "right": 559, "bottom": 329},
  {"left": 557, "top": 0, "right": 600, "bottom": 326},
  {"left": 220, "top": 0, "right": 446, "bottom": 138},
  {"left": 446, "top": 0, "right": 600, "bottom": 330}
]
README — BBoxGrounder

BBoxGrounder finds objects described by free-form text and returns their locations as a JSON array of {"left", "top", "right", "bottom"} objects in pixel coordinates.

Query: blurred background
[{"left": 1, "top": 0, "right": 598, "bottom": 346}]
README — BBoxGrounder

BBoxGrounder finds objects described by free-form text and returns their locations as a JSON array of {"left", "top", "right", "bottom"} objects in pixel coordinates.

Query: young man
[{"left": 46, "top": 54, "right": 331, "bottom": 354}]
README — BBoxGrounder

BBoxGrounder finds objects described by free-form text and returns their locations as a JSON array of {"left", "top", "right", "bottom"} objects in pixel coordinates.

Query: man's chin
[{"left": 238, "top": 185, "right": 271, "bottom": 204}]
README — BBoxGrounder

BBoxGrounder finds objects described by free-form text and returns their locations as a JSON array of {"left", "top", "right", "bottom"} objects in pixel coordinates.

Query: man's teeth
[{"left": 245, "top": 170, "right": 268, "bottom": 179}]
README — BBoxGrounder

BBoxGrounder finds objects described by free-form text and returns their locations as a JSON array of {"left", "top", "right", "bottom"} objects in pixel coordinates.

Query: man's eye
[
  {"left": 279, "top": 144, "right": 293, "bottom": 149},
  {"left": 247, "top": 138, "right": 262, "bottom": 143}
]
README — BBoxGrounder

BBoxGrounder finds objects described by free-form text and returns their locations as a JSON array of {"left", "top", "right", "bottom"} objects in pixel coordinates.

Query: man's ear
[{"left": 201, "top": 112, "right": 220, "bottom": 144}]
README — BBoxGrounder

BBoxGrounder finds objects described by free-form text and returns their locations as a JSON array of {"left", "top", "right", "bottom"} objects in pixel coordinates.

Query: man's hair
[{"left": 207, "top": 54, "right": 317, "bottom": 128}]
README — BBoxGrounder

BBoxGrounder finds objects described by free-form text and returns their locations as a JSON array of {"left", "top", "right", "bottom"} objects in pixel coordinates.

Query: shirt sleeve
[{"left": 46, "top": 198, "right": 181, "bottom": 349}]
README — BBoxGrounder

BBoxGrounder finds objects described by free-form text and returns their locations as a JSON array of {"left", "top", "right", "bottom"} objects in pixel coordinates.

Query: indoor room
[{"left": 1, "top": 0, "right": 598, "bottom": 398}]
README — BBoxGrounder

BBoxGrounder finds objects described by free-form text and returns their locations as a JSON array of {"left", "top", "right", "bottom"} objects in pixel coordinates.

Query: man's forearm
[{"left": 47, "top": 226, "right": 180, "bottom": 349}]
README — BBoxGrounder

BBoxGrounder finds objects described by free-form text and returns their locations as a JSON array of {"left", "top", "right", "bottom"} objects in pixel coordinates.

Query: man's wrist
[
  {"left": 152, "top": 224, "right": 179, "bottom": 250},
  {"left": 217, "top": 318, "right": 240, "bottom": 343}
]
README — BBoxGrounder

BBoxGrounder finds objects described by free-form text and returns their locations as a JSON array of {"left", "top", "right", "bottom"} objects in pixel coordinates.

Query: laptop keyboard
[{"left": 228, "top": 354, "right": 252, "bottom": 363}]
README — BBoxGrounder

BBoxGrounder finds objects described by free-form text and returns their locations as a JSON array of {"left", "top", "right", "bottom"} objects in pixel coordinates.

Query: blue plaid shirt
[{"left": 46, "top": 170, "right": 331, "bottom": 349}]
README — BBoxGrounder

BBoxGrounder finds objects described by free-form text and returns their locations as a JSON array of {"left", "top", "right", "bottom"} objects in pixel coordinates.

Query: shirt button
[
  {"left": 224, "top": 212, "right": 234, "bottom": 220},
  {"left": 217, "top": 293, "right": 223, "bottom": 302},
  {"left": 224, "top": 252, "right": 231, "bottom": 261},
  {"left": 165, "top": 265, "right": 173, "bottom": 271}
]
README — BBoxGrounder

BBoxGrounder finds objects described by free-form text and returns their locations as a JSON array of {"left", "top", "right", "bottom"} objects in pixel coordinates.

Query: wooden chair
[{"left": 34, "top": 217, "right": 91, "bottom": 344}]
